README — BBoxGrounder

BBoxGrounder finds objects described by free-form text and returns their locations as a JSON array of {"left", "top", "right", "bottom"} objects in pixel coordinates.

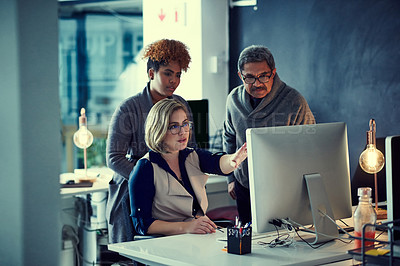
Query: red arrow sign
[{"left": 158, "top": 9, "right": 166, "bottom": 21}]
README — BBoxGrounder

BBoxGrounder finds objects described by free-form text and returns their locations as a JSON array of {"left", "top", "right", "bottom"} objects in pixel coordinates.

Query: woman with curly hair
[{"left": 106, "top": 39, "right": 196, "bottom": 243}]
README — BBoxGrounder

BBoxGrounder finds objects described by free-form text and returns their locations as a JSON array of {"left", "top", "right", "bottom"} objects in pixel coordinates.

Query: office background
[
  {"left": 229, "top": 0, "right": 400, "bottom": 178},
  {"left": 1, "top": 0, "right": 400, "bottom": 265}
]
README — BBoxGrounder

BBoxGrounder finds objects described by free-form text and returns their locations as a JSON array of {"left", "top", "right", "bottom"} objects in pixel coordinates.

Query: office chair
[{"left": 207, "top": 205, "right": 238, "bottom": 228}]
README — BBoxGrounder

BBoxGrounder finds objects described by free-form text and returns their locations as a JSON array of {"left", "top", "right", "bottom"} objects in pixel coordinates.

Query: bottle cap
[{"left": 357, "top": 187, "right": 372, "bottom": 197}]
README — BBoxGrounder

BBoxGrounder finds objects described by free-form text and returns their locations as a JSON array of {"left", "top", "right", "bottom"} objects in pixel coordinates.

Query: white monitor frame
[
  {"left": 385, "top": 135, "right": 400, "bottom": 242},
  {"left": 247, "top": 122, "right": 352, "bottom": 244}
]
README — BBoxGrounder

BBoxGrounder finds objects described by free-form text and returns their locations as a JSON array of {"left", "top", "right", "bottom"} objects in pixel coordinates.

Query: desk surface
[
  {"left": 60, "top": 167, "right": 113, "bottom": 197},
  {"left": 60, "top": 171, "right": 227, "bottom": 198},
  {"left": 108, "top": 229, "right": 378, "bottom": 266}
]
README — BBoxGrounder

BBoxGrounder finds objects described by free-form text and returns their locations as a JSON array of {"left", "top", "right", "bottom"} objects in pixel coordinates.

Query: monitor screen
[
  {"left": 187, "top": 100, "right": 209, "bottom": 149},
  {"left": 246, "top": 122, "right": 352, "bottom": 242}
]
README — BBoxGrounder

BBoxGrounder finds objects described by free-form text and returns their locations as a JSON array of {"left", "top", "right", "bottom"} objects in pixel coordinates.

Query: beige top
[{"left": 142, "top": 151, "right": 209, "bottom": 222}]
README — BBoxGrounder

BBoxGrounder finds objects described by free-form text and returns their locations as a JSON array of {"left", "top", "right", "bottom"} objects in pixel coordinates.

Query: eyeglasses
[
  {"left": 168, "top": 121, "right": 193, "bottom": 135},
  {"left": 241, "top": 72, "right": 273, "bottom": 84}
]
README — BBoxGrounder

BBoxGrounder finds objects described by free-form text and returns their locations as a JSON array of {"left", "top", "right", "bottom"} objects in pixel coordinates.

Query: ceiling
[{"left": 59, "top": 0, "right": 143, "bottom": 16}]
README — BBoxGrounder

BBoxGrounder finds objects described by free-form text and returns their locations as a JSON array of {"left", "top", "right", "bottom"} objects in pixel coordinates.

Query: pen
[
  {"left": 244, "top": 222, "right": 251, "bottom": 228},
  {"left": 215, "top": 226, "right": 224, "bottom": 233},
  {"left": 242, "top": 222, "right": 251, "bottom": 236}
]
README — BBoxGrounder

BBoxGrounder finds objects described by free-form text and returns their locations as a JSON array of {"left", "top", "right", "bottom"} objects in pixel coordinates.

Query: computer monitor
[
  {"left": 246, "top": 122, "right": 353, "bottom": 244},
  {"left": 385, "top": 135, "right": 400, "bottom": 242},
  {"left": 187, "top": 99, "right": 209, "bottom": 149}
]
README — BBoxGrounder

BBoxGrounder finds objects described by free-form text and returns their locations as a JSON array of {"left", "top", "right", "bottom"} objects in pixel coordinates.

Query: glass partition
[{"left": 59, "top": 9, "right": 143, "bottom": 172}]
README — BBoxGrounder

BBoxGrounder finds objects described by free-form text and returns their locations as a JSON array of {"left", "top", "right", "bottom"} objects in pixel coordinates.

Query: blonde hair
[{"left": 145, "top": 99, "right": 190, "bottom": 153}]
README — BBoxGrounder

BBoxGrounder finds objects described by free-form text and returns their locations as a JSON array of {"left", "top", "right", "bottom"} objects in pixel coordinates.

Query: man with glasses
[{"left": 223, "top": 45, "right": 315, "bottom": 224}]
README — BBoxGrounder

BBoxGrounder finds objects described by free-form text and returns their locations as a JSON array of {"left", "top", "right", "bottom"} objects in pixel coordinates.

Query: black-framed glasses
[
  {"left": 241, "top": 72, "right": 273, "bottom": 84},
  {"left": 168, "top": 121, "right": 193, "bottom": 135}
]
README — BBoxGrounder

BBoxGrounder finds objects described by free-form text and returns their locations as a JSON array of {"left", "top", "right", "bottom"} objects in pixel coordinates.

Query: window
[{"left": 59, "top": 9, "right": 143, "bottom": 172}]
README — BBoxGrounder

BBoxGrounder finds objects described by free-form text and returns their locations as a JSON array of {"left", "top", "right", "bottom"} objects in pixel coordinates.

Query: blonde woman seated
[{"left": 128, "top": 98, "right": 247, "bottom": 236}]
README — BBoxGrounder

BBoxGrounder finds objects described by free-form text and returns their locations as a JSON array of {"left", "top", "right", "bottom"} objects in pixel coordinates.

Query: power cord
[
  {"left": 257, "top": 219, "right": 295, "bottom": 248},
  {"left": 288, "top": 217, "right": 353, "bottom": 245},
  {"left": 318, "top": 210, "right": 353, "bottom": 238},
  {"left": 62, "top": 225, "right": 120, "bottom": 266},
  {"left": 259, "top": 213, "right": 384, "bottom": 250},
  {"left": 62, "top": 225, "right": 81, "bottom": 266},
  {"left": 294, "top": 228, "right": 335, "bottom": 249}
]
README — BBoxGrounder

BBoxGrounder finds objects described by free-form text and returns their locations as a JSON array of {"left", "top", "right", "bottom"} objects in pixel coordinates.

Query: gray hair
[{"left": 237, "top": 45, "right": 275, "bottom": 72}]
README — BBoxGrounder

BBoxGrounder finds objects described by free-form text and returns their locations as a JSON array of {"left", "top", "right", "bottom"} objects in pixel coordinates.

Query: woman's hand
[
  {"left": 230, "top": 142, "right": 247, "bottom": 169},
  {"left": 220, "top": 143, "right": 248, "bottom": 174},
  {"left": 185, "top": 216, "right": 217, "bottom": 234}
]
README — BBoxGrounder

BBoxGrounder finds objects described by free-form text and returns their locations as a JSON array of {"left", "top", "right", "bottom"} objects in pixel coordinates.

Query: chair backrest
[{"left": 207, "top": 206, "right": 238, "bottom": 227}]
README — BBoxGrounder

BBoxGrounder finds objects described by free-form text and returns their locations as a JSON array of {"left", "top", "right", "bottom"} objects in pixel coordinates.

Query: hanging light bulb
[
  {"left": 359, "top": 119, "right": 385, "bottom": 174},
  {"left": 73, "top": 108, "right": 93, "bottom": 149},
  {"left": 359, "top": 145, "right": 385, "bottom": 174},
  {"left": 73, "top": 108, "right": 95, "bottom": 182},
  {"left": 358, "top": 119, "right": 386, "bottom": 219}
]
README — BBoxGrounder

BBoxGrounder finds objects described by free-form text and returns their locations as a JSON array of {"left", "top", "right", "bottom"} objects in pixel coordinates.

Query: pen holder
[{"left": 227, "top": 226, "right": 252, "bottom": 255}]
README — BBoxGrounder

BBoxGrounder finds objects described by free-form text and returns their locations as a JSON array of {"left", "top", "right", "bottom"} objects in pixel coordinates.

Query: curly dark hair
[{"left": 143, "top": 39, "right": 191, "bottom": 72}]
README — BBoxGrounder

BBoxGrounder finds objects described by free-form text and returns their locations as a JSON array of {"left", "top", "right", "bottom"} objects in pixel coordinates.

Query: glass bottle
[{"left": 353, "top": 187, "right": 377, "bottom": 249}]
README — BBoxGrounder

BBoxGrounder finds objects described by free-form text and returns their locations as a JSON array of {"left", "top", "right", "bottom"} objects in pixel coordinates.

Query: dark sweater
[{"left": 223, "top": 74, "right": 316, "bottom": 188}]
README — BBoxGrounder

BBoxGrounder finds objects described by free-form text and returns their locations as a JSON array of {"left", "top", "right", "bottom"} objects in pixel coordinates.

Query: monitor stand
[{"left": 304, "top": 173, "right": 339, "bottom": 244}]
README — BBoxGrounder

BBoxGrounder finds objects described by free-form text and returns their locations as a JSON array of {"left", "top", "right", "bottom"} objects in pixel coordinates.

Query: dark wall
[{"left": 229, "top": 0, "right": 400, "bottom": 179}]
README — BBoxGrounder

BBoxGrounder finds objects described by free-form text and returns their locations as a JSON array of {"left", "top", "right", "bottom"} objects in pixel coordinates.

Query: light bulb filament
[{"left": 366, "top": 146, "right": 378, "bottom": 166}]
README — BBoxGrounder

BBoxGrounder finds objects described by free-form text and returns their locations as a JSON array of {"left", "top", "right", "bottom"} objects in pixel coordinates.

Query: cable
[
  {"left": 260, "top": 212, "right": 384, "bottom": 250},
  {"left": 62, "top": 225, "right": 80, "bottom": 266},
  {"left": 318, "top": 210, "right": 385, "bottom": 242},
  {"left": 375, "top": 230, "right": 385, "bottom": 239},
  {"left": 287, "top": 218, "right": 353, "bottom": 244},
  {"left": 338, "top": 218, "right": 350, "bottom": 227},
  {"left": 318, "top": 210, "right": 353, "bottom": 238},
  {"left": 61, "top": 197, "right": 107, "bottom": 229},
  {"left": 282, "top": 218, "right": 336, "bottom": 248},
  {"left": 258, "top": 219, "right": 295, "bottom": 248},
  {"left": 63, "top": 225, "right": 122, "bottom": 266},
  {"left": 61, "top": 196, "right": 114, "bottom": 265}
]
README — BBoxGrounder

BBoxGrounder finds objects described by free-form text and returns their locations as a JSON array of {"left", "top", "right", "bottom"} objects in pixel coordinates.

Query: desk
[
  {"left": 60, "top": 172, "right": 229, "bottom": 202},
  {"left": 108, "top": 229, "right": 385, "bottom": 266},
  {"left": 60, "top": 167, "right": 113, "bottom": 197},
  {"left": 61, "top": 170, "right": 230, "bottom": 265},
  {"left": 60, "top": 174, "right": 110, "bottom": 197},
  {"left": 60, "top": 167, "right": 113, "bottom": 266}
]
